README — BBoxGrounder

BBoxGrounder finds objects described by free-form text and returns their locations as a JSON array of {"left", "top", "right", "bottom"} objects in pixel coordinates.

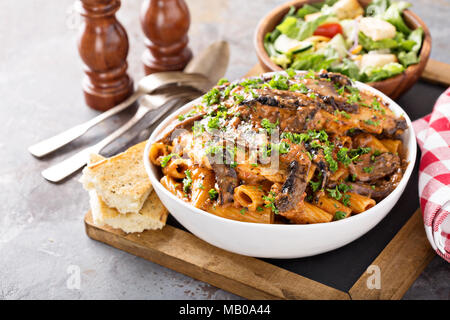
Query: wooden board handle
[{"left": 422, "top": 59, "right": 450, "bottom": 87}]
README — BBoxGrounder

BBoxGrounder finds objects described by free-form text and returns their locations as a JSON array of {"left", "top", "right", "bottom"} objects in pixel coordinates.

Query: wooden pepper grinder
[
  {"left": 140, "top": 0, "right": 193, "bottom": 74},
  {"left": 77, "top": 0, "right": 134, "bottom": 111}
]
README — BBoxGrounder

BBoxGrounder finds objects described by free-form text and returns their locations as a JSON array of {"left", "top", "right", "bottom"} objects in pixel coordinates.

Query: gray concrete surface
[{"left": 0, "top": 0, "right": 449, "bottom": 300}]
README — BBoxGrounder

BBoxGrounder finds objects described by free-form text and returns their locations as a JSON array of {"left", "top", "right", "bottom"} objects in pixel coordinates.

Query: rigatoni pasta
[
  {"left": 345, "top": 192, "right": 376, "bottom": 214},
  {"left": 233, "top": 185, "right": 265, "bottom": 212}
]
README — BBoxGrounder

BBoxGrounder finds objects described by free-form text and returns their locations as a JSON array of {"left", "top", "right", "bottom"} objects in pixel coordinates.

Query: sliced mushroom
[{"left": 349, "top": 152, "right": 400, "bottom": 182}]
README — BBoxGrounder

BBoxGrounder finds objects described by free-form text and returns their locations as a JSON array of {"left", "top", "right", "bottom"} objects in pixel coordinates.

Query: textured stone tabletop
[{"left": 0, "top": 0, "right": 449, "bottom": 299}]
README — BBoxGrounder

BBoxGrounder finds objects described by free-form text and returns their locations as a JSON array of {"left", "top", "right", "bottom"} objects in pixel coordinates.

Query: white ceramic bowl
[{"left": 143, "top": 72, "right": 417, "bottom": 259}]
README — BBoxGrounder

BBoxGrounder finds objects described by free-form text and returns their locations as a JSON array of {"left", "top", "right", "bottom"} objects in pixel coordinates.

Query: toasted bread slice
[
  {"left": 81, "top": 141, "right": 152, "bottom": 214},
  {"left": 89, "top": 190, "right": 168, "bottom": 233}
]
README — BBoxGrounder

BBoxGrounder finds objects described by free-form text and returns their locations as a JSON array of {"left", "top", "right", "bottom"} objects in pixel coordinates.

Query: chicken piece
[
  {"left": 359, "top": 17, "right": 396, "bottom": 41},
  {"left": 304, "top": 12, "right": 323, "bottom": 22},
  {"left": 360, "top": 54, "right": 398, "bottom": 71},
  {"left": 349, "top": 152, "right": 400, "bottom": 182},
  {"left": 332, "top": 0, "right": 364, "bottom": 20}
]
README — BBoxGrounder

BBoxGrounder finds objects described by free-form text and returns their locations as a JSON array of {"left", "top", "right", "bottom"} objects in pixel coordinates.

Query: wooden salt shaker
[
  {"left": 77, "top": 0, "right": 133, "bottom": 111},
  {"left": 140, "top": 0, "right": 193, "bottom": 74}
]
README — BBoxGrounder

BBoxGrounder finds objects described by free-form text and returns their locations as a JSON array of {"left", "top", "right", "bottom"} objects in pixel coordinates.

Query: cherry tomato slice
[{"left": 313, "top": 23, "right": 343, "bottom": 38}]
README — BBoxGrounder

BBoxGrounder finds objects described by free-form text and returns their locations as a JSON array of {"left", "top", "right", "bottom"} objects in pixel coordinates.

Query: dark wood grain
[
  {"left": 77, "top": 0, "right": 134, "bottom": 111},
  {"left": 254, "top": 0, "right": 432, "bottom": 99},
  {"left": 140, "top": 0, "right": 193, "bottom": 74}
]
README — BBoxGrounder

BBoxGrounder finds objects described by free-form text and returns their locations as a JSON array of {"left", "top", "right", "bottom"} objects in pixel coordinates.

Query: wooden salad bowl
[{"left": 254, "top": 0, "right": 432, "bottom": 99}]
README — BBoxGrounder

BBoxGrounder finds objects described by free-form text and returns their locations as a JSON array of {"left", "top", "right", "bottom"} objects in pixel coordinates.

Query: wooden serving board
[
  {"left": 85, "top": 208, "right": 433, "bottom": 300},
  {"left": 84, "top": 62, "right": 447, "bottom": 300}
]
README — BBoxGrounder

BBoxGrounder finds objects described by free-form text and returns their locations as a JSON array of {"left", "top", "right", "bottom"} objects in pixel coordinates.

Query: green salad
[{"left": 264, "top": 0, "right": 423, "bottom": 82}]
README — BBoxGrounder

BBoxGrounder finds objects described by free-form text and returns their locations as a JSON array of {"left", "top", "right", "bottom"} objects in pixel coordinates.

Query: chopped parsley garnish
[
  {"left": 327, "top": 187, "right": 342, "bottom": 201},
  {"left": 286, "top": 68, "right": 296, "bottom": 78},
  {"left": 263, "top": 142, "right": 290, "bottom": 157},
  {"left": 263, "top": 192, "right": 279, "bottom": 214},
  {"left": 279, "top": 141, "right": 291, "bottom": 154},
  {"left": 208, "top": 189, "right": 218, "bottom": 200},
  {"left": 337, "top": 147, "right": 351, "bottom": 166},
  {"left": 371, "top": 150, "right": 381, "bottom": 161},
  {"left": 232, "top": 92, "right": 245, "bottom": 104},
  {"left": 342, "top": 194, "right": 351, "bottom": 207},
  {"left": 261, "top": 118, "right": 279, "bottom": 135},
  {"left": 239, "top": 78, "right": 264, "bottom": 89},
  {"left": 324, "top": 148, "right": 338, "bottom": 172},
  {"left": 289, "top": 82, "right": 308, "bottom": 93},
  {"left": 334, "top": 110, "right": 351, "bottom": 119},
  {"left": 160, "top": 153, "right": 179, "bottom": 168},
  {"left": 217, "top": 78, "right": 229, "bottom": 85},
  {"left": 256, "top": 206, "right": 263, "bottom": 212},
  {"left": 348, "top": 147, "right": 371, "bottom": 161},
  {"left": 304, "top": 70, "right": 316, "bottom": 79},
  {"left": 364, "top": 119, "right": 380, "bottom": 126},
  {"left": 240, "top": 208, "right": 247, "bottom": 215},
  {"left": 335, "top": 85, "right": 345, "bottom": 95},
  {"left": 346, "top": 86, "right": 361, "bottom": 104},
  {"left": 334, "top": 211, "right": 347, "bottom": 220},
  {"left": 222, "top": 83, "right": 237, "bottom": 99},
  {"left": 192, "top": 121, "right": 204, "bottom": 137},
  {"left": 308, "top": 129, "right": 328, "bottom": 142},
  {"left": 280, "top": 132, "right": 309, "bottom": 144},
  {"left": 370, "top": 98, "right": 385, "bottom": 114},
  {"left": 207, "top": 116, "right": 220, "bottom": 130},
  {"left": 205, "top": 145, "right": 224, "bottom": 156},
  {"left": 177, "top": 109, "right": 198, "bottom": 121},
  {"left": 309, "top": 178, "right": 322, "bottom": 192},
  {"left": 182, "top": 170, "right": 192, "bottom": 193},
  {"left": 268, "top": 74, "right": 289, "bottom": 90},
  {"left": 338, "top": 183, "right": 352, "bottom": 193},
  {"left": 327, "top": 184, "right": 352, "bottom": 202},
  {"left": 363, "top": 166, "right": 374, "bottom": 173},
  {"left": 202, "top": 87, "right": 221, "bottom": 106}
]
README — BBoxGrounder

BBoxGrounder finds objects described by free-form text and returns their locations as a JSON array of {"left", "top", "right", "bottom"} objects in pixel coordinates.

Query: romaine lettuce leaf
[
  {"left": 396, "top": 27, "right": 423, "bottom": 67},
  {"left": 291, "top": 49, "right": 337, "bottom": 71},
  {"left": 398, "top": 51, "right": 419, "bottom": 67},
  {"left": 329, "top": 59, "right": 361, "bottom": 80},
  {"left": 409, "top": 27, "right": 423, "bottom": 53},
  {"left": 358, "top": 32, "right": 398, "bottom": 51},
  {"left": 276, "top": 16, "right": 299, "bottom": 38},
  {"left": 366, "top": 0, "right": 391, "bottom": 17},
  {"left": 296, "top": 15, "right": 329, "bottom": 41},
  {"left": 363, "top": 62, "right": 404, "bottom": 82},
  {"left": 382, "top": 1, "right": 412, "bottom": 35},
  {"left": 270, "top": 54, "right": 291, "bottom": 69},
  {"left": 296, "top": 4, "right": 319, "bottom": 19},
  {"left": 326, "top": 33, "right": 348, "bottom": 58}
]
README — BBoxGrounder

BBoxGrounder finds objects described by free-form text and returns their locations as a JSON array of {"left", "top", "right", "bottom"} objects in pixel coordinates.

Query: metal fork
[
  {"left": 28, "top": 72, "right": 210, "bottom": 158},
  {"left": 41, "top": 88, "right": 200, "bottom": 182}
]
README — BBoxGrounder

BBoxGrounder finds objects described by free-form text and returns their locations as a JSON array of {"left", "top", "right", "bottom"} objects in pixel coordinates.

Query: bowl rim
[
  {"left": 143, "top": 70, "right": 417, "bottom": 230},
  {"left": 253, "top": 0, "right": 432, "bottom": 87}
]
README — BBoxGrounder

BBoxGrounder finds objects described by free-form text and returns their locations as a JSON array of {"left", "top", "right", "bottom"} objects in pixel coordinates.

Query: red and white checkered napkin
[{"left": 413, "top": 87, "right": 450, "bottom": 262}]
